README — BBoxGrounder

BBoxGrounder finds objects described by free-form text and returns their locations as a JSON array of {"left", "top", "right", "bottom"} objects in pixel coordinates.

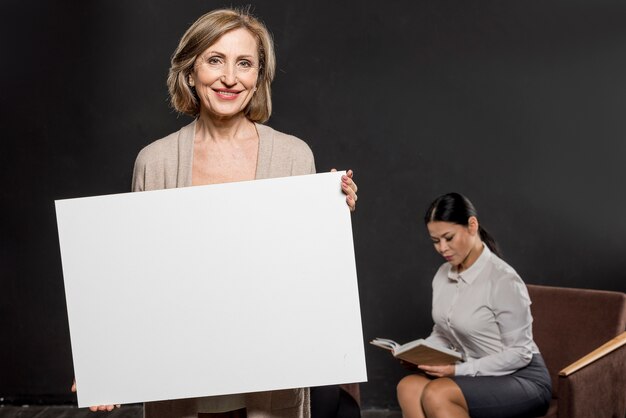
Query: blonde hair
[{"left": 167, "top": 8, "right": 276, "bottom": 122}]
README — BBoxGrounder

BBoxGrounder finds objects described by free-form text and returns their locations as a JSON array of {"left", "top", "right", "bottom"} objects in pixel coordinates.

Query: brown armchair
[{"left": 527, "top": 284, "right": 626, "bottom": 418}]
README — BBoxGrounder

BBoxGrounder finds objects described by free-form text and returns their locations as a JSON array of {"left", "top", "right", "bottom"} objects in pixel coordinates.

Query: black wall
[{"left": 2, "top": 0, "right": 625, "bottom": 410}]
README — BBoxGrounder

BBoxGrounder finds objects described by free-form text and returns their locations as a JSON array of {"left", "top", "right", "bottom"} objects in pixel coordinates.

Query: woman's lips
[{"left": 214, "top": 89, "right": 241, "bottom": 100}]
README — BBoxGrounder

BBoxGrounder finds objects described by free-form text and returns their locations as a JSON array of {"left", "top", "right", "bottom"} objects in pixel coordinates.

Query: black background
[{"left": 1, "top": 0, "right": 625, "bottom": 410}]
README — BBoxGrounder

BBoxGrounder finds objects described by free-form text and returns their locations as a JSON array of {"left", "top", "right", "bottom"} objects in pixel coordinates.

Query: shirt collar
[{"left": 447, "top": 243, "right": 491, "bottom": 284}]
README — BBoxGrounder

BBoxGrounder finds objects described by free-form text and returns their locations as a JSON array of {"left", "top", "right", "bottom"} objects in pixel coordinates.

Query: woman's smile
[{"left": 213, "top": 88, "right": 243, "bottom": 100}]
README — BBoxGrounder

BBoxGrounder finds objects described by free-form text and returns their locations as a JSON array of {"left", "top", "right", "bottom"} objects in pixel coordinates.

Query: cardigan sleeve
[
  {"left": 291, "top": 135, "right": 315, "bottom": 175},
  {"left": 131, "top": 152, "right": 146, "bottom": 192}
]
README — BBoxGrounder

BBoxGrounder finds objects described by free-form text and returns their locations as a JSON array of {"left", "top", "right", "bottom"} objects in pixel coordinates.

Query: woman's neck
[
  {"left": 195, "top": 112, "right": 256, "bottom": 144},
  {"left": 456, "top": 241, "right": 485, "bottom": 274}
]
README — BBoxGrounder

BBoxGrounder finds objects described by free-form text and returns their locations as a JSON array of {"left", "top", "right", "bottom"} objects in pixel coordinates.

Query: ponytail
[{"left": 478, "top": 225, "right": 502, "bottom": 258}]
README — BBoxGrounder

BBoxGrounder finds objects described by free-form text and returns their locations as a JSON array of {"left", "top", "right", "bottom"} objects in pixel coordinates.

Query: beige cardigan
[
  {"left": 132, "top": 120, "right": 315, "bottom": 191},
  {"left": 132, "top": 120, "right": 315, "bottom": 418}
]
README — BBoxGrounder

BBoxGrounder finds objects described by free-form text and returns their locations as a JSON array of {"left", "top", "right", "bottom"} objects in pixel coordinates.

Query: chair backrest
[{"left": 526, "top": 284, "right": 626, "bottom": 397}]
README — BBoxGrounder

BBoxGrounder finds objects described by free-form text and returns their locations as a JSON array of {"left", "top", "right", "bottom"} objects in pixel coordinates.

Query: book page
[{"left": 370, "top": 338, "right": 400, "bottom": 351}]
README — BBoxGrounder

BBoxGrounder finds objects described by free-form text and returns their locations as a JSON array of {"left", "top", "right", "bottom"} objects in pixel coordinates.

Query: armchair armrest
[
  {"left": 559, "top": 331, "right": 626, "bottom": 376},
  {"left": 556, "top": 333, "right": 626, "bottom": 418}
]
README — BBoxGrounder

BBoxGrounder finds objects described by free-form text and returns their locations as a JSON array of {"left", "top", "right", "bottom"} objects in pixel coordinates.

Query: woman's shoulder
[
  {"left": 134, "top": 134, "right": 177, "bottom": 166},
  {"left": 484, "top": 253, "right": 529, "bottom": 298},
  {"left": 135, "top": 121, "right": 194, "bottom": 166},
  {"left": 488, "top": 253, "right": 519, "bottom": 278},
  {"left": 255, "top": 123, "right": 315, "bottom": 175},
  {"left": 256, "top": 123, "right": 313, "bottom": 157}
]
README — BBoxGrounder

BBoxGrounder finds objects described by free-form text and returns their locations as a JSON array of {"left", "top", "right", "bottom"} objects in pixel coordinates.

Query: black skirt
[{"left": 452, "top": 354, "right": 552, "bottom": 418}]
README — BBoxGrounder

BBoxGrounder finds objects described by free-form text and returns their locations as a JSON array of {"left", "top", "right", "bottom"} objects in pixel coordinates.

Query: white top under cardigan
[{"left": 425, "top": 244, "right": 540, "bottom": 377}]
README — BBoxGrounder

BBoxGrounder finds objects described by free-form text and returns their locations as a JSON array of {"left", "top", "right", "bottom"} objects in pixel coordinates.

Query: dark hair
[{"left": 424, "top": 192, "right": 502, "bottom": 257}]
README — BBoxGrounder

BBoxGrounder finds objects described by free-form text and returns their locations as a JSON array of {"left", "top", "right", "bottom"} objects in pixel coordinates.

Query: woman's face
[
  {"left": 190, "top": 28, "right": 260, "bottom": 120},
  {"left": 427, "top": 219, "right": 479, "bottom": 268}
]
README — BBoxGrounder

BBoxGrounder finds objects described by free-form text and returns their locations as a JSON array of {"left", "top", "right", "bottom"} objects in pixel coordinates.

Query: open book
[{"left": 370, "top": 337, "right": 463, "bottom": 365}]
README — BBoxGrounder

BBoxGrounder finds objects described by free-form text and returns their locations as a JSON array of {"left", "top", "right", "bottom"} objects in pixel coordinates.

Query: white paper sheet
[{"left": 55, "top": 171, "right": 367, "bottom": 407}]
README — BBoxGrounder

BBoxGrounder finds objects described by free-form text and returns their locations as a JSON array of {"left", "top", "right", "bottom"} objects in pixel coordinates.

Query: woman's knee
[
  {"left": 421, "top": 378, "right": 467, "bottom": 413},
  {"left": 397, "top": 374, "right": 429, "bottom": 403}
]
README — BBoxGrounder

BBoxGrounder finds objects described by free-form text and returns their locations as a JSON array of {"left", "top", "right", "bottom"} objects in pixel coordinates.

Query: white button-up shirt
[{"left": 425, "top": 244, "right": 538, "bottom": 376}]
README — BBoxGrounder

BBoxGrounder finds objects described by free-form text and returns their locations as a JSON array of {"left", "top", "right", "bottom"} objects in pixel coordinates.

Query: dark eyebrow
[{"left": 430, "top": 232, "right": 454, "bottom": 240}]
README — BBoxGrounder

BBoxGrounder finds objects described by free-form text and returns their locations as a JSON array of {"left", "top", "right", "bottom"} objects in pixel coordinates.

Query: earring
[{"left": 188, "top": 76, "right": 194, "bottom": 87}]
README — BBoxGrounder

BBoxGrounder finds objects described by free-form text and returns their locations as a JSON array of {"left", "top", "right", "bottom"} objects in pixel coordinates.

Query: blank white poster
[{"left": 55, "top": 171, "right": 366, "bottom": 407}]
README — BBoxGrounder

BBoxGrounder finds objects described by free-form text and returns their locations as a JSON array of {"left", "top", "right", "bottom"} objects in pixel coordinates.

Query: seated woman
[{"left": 396, "top": 193, "right": 552, "bottom": 418}]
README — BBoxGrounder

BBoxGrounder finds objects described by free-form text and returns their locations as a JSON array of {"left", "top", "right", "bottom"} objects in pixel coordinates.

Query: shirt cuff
[{"left": 455, "top": 360, "right": 476, "bottom": 376}]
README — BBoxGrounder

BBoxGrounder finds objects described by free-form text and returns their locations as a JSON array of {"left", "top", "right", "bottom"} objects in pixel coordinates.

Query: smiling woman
[
  {"left": 72, "top": 6, "right": 359, "bottom": 418},
  {"left": 132, "top": 8, "right": 358, "bottom": 418}
]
